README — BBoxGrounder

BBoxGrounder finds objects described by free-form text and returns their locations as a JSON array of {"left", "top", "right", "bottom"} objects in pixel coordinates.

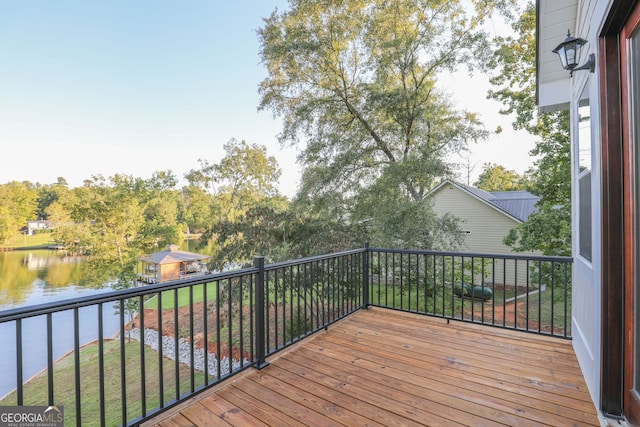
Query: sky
[{"left": 0, "top": 1, "right": 536, "bottom": 198}]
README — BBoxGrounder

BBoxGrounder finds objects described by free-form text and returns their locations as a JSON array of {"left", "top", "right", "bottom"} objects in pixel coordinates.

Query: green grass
[
  {"left": 144, "top": 282, "right": 218, "bottom": 309},
  {"left": 0, "top": 233, "right": 54, "bottom": 248},
  {"left": 370, "top": 282, "right": 571, "bottom": 335},
  {"left": 0, "top": 338, "right": 212, "bottom": 426}
]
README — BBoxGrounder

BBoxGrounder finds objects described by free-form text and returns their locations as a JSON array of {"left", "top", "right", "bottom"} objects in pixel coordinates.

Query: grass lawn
[
  {"left": 0, "top": 338, "right": 211, "bottom": 426},
  {"left": 0, "top": 233, "right": 54, "bottom": 248},
  {"left": 370, "top": 282, "right": 571, "bottom": 334},
  {"left": 144, "top": 282, "right": 219, "bottom": 310}
]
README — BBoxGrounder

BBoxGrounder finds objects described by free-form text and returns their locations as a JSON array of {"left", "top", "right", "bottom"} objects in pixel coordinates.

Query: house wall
[
  {"left": 430, "top": 183, "right": 539, "bottom": 287},
  {"left": 430, "top": 183, "right": 527, "bottom": 254},
  {"left": 565, "top": 0, "right": 612, "bottom": 410},
  {"left": 160, "top": 263, "right": 181, "bottom": 282}
]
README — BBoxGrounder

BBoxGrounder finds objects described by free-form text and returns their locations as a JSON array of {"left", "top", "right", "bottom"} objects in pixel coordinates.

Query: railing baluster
[
  {"left": 139, "top": 295, "right": 146, "bottom": 417},
  {"left": 216, "top": 279, "right": 221, "bottom": 380},
  {"left": 564, "top": 262, "right": 570, "bottom": 337},
  {"left": 98, "top": 304, "right": 105, "bottom": 427},
  {"left": 189, "top": 284, "right": 195, "bottom": 393},
  {"left": 502, "top": 258, "right": 507, "bottom": 328},
  {"left": 250, "top": 272, "right": 255, "bottom": 363},
  {"left": 157, "top": 292, "right": 164, "bottom": 408},
  {"left": 74, "top": 307, "right": 81, "bottom": 424},
  {"left": 173, "top": 289, "right": 179, "bottom": 401},
  {"left": 470, "top": 256, "right": 475, "bottom": 322},
  {"left": 254, "top": 257, "right": 268, "bottom": 369},
  {"left": 15, "top": 319, "right": 23, "bottom": 406},
  {"left": 296, "top": 264, "right": 301, "bottom": 340},
  {"left": 238, "top": 277, "right": 244, "bottom": 369},
  {"left": 47, "top": 313, "right": 53, "bottom": 406},
  {"left": 491, "top": 257, "right": 496, "bottom": 326},
  {"left": 551, "top": 261, "right": 556, "bottom": 334},
  {"left": 119, "top": 299, "right": 127, "bottom": 426},
  {"left": 227, "top": 278, "right": 233, "bottom": 373},
  {"left": 203, "top": 282, "right": 209, "bottom": 382},
  {"left": 363, "top": 243, "right": 369, "bottom": 309}
]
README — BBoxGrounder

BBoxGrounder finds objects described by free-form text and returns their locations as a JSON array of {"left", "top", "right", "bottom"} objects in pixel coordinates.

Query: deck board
[{"left": 144, "top": 308, "right": 600, "bottom": 427}]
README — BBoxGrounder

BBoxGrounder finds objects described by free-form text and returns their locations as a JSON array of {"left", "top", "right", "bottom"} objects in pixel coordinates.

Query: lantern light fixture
[{"left": 552, "top": 30, "right": 595, "bottom": 77}]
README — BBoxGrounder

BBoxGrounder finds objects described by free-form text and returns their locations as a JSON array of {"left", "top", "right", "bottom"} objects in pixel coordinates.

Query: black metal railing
[
  {"left": 366, "top": 248, "right": 573, "bottom": 338},
  {"left": 0, "top": 246, "right": 571, "bottom": 426}
]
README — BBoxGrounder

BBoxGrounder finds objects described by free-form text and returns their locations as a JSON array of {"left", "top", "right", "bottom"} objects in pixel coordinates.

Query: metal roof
[
  {"left": 454, "top": 182, "right": 540, "bottom": 222},
  {"left": 139, "top": 245, "right": 210, "bottom": 265}
]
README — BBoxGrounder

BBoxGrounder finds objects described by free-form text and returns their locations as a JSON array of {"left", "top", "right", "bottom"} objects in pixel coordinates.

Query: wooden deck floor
[{"left": 144, "top": 308, "right": 600, "bottom": 427}]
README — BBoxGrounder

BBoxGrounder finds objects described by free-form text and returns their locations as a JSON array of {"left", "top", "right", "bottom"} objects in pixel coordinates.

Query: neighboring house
[
  {"left": 429, "top": 180, "right": 539, "bottom": 255},
  {"left": 138, "top": 245, "right": 210, "bottom": 284},
  {"left": 537, "top": 0, "right": 639, "bottom": 422},
  {"left": 26, "top": 220, "right": 50, "bottom": 236},
  {"left": 429, "top": 180, "right": 539, "bottom": 287}
]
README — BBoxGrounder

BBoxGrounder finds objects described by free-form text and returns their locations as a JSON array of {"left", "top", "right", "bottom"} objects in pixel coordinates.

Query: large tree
[
  {"left": 55, "top": 173, "right": 182, "bottom": 286},
  {"left": 489, "top": 3, "right": 571, "bottom": 256},
  {"left": 258, "top": 0, "right": 509, "bottom": 249},
  {"left": 474, "top": 162, "right": 530, "bottom": 192},
  {"left": 0, "top": 181, "right": 38, "bottom": 242},
  {"left": 186, "top": 140, "right": 284, "bottom": 266}
]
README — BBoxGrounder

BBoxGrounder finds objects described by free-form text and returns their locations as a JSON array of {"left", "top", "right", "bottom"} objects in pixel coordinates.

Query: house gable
[{"left": 429, "top": 181, "right": 538, "bottom": 255}]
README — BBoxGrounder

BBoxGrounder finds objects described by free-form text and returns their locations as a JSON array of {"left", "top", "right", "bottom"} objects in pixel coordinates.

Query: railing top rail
[
  {"left": 264, "top": 247, "right": 367, "bottom": 271},
  {"left": 0, "top": 267, "right": 258, "bottom": 323},
  {"left": 367, "top": 247, "right": 573, "bottom": 263}
]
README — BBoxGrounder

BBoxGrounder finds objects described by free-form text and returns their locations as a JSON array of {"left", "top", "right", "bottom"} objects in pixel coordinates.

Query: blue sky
[{"left": 0, "top": 1, "right": 534, "bottom": 197}]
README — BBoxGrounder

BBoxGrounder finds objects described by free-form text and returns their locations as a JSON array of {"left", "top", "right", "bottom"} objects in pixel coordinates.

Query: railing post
[
  {"left": 363, "top": 242, "right": 370, "bottom": 309},
  {"left": 254, "top": 256, "right": 269, "bottom": 369}
]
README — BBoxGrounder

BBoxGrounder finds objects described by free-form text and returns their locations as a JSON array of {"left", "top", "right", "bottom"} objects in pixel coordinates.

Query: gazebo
[{"left": 138, "top": 244, "right": 210, "bottom": 284}]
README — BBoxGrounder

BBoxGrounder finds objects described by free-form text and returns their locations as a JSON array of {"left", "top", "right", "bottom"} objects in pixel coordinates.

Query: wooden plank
[
  {"left": 180, "top": 401, "right": 233, "bottom": 427},
  {"left": 347, "top": 310, "right": 581, "bottom": 364},
  {"left": 343, "top": 312, "right": 581, "bottom": 369},
  {"left": 244, "top": 368, "right": 391, "bottom": 427},
  {"left": 263, "top": 362, "right": 455, "bottom": 427},
  {"left": 197, "top": 395, "right": 268, "bottom": 427},
  {"left": 323, "top": 323, "right": 592, "bottom": 398},
  {"left": 143, "top": 308, "right": 600, "bottom": 426},
  {"left": 275, "top": 354, "right": 513, "bottom": 427},
  {"left": 365, "top": 308, "right": 577, "bottom": 354},
  {"left": 218, "top": 385, "right": 307, "bottom": 427},
  {"left": 231, "top": 372, "right": 343, "bottom": 427},
  {"left": 157, "top": 413, "right": 202, "bottom": 427},
  {"left": 292, "top": 341, "right": 599, "bottom": 426}
]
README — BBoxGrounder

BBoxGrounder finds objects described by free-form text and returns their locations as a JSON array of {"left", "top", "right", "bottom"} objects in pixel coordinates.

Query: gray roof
[
  {"left": 456, "top": 182, "right": 539, "bottom": 222},
  {"left": 140, "top": 245, "right": 210, "bottom": 265}
]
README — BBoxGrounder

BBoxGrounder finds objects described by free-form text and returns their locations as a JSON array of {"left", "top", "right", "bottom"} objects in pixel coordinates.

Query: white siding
[{"left": 538, "top": 0, "right": 578, "bottom": 111}]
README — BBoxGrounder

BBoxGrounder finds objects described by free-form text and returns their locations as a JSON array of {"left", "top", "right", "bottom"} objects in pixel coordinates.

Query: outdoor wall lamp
[{"left": 552, "top": 30, "right": 595, "bottom": 77}]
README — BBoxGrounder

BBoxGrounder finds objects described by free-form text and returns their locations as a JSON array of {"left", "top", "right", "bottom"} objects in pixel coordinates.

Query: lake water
[
  {"left": 0, "top": 242, "right": 208, "bottom": 399},
  {"left": 0, "top": 250, "right": 125, "bottom": 398}
]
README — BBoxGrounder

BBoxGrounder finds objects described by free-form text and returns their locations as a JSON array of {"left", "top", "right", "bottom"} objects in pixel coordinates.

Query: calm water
[
  {"left": 0, "top": 242, "right": 206, "bottom": 399},
  {"left": 0, "top": 250, "right": 124, "bottom": 398}
]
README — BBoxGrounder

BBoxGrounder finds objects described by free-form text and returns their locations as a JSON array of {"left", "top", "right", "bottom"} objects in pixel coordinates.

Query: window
[{"left": 577, "top": 85, "right": 592, "bottom": 262}]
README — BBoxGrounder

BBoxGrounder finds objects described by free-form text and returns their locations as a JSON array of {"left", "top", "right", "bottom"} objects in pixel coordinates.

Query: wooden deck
[{"left": 144, "top": 308, "right": 600, "bottom": 427}]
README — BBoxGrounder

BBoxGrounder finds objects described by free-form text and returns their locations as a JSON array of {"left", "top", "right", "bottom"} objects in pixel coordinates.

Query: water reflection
[
  {"left": 0, "top": 241, "right": 208, "bottom": 398},
  {"left": 0, "top": 250, "right": 86, "bottom": 309}
]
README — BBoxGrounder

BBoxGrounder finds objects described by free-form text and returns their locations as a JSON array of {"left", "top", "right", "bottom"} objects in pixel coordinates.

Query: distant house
[
  {"left": 26, "top": 220, "right": 51, "bottom": 236},
  {"left": 138, "top": 245, "right": 210, "bottom": 284},
  {"left": 429, "top": 180, "right": 539, "bottom": 255},
  {"left": 428, "top": 180, "right": 540, "bottom": 287}
]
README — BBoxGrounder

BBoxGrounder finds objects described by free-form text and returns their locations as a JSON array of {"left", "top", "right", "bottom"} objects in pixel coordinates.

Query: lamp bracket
[{"left": 570, "top": 53, "right": 596, "bottom": 77}]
